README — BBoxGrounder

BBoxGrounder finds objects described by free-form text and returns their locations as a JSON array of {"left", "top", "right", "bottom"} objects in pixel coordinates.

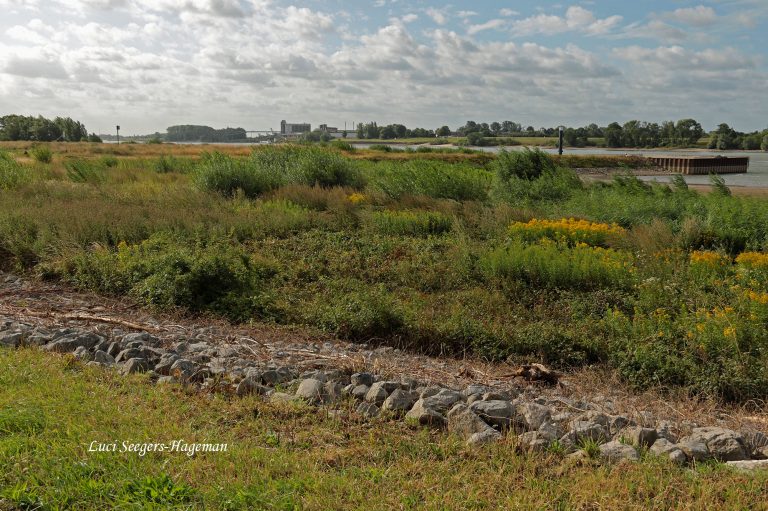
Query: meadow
[{"left": 3, "top": 141, "right": 768, "bottom": 402}]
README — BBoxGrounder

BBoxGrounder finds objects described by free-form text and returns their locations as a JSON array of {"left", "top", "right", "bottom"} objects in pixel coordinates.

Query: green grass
[
  {"left": 5, "top": 145, "right": 768, "bottom": 399},
  {"left": 2, "top": 348, "right": 768, "bottom": 510}
]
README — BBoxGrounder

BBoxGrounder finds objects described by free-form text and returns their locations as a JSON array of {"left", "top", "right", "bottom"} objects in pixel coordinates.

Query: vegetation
[
  {"left": 5, "top": 142, "right": 768, "bottom": 401},
  {"left": 0, "top": 114, "right": 93, "bottom": 142},
  {"left": 3, "top": 349, "right": 767, "bottom": 510}
]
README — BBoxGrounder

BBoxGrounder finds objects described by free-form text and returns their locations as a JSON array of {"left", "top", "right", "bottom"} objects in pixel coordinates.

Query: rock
[
  {"left": 561, "top": 421, "right": 607, "bottom": 447},
  {"left": 106, "top": 342, "right": 121, "bottom": 357},
  {"left": 538, "top": 421, "right": 563, "bottom": 442},
  {"left": 743, "top": 431, "right": 768, "bottom": 458},
  {"left": 608, "top": 415, "right": 634, "bottom": 436},
  {"left": 26, "top": 334, "right": 52, "bottom": 346},
  {"left": 470, "top": 400, "right": 517, "bottom": 429},
  {"left": 236, "top": 376, "right": 270, "bottom": 396},
  {"left": 365, "top": 382, "right": 393, "bottom": 405},
  {"left": 262, "top": 368, "right": 293, "bottom": 386},
  {"left": 93, "top": 350, "right": 116, "bottom": 365},
  {"left": 420, "top": 386, "right": 442, "bottom": 398},
  {"left": 725, "top": 460, "right": 768, "bottom": 472},
  {"left": 0, "top": 332, "right": 22, "bottom": 348},
  {"left": 351, "top": 384, "right": 370, "bottom": 400},
  {"left": 154, "top": 355, "right": 180, "bottom": 376},
  {"left": 121, "top": 357, "right": 150, "bottom": 375},
  {"left": 405, "top": 399, "right": 447, "bottom": 429},
  {"left": 122, "top": 332, "right": 157, "bottom": 345},
  {"left": 519, "top": 403, "right": 552, "bottom": 431},
  {"left": 518, "top": 431, "right": 551, "bottom": 452},
  {"left": 599, "top": 440, "right": 640, "bottom": 462},
  {"left": 656, "top": 421, "right": 678, "bottom": 443},
  {"left": 342, "top": 384, "right": 355, "bottom": 396},
  {"left": 270, "top": 392, "right": 295, "bottom": 404},
  {"left": 677, "top": 438, "right": 711, "bottom": 462},
  {"left": 382, "top": 389, "right": 417, "bottom": 414},
  {"left": 73, "top": 346, "right": 93, "bottom": 361},
  {"left": 483, "top": 391, "right": 513, "bottom": 401},
  {"left": 324, "top": 381, "right": 344, "bottom": 402},
  {"left": 296, "top": 378, "right": 326, "bottom": 404},
  {"left": 357, "top": 402, "right": 380, "bottom": 418},
  {"left": 170, "top": 359, "right": 199, "bottom": 380},
  {"left": 447, "top": 404, "right": 501, "bottom": 445},
  {"left": 466, "top": 394, "right": 483, "bottom": 405},
  {"left": 462, "top": 384, "right": 488, "bottom": 398},
  {"left": 114, "top": 348, "right": 143, "bottom": 363},
  {"left": 650, "top": 438, "right": 687, "bottom": 465},
  {"left": 678, "top": 427, "right": 748, "bottom": 462},
  {"left": 622, "top": 426, "right": 658, "bottom": 448},
  {"left": 351, "top": 372, "right": 374, "bottom": 387},
  {"left": 422, "top": 389, "right": 463, "bottom": 414}
]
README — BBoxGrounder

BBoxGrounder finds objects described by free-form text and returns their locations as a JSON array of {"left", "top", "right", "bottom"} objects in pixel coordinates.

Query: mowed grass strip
[{"left": 1, "top": 348, "right": 767, "bottom": 510}]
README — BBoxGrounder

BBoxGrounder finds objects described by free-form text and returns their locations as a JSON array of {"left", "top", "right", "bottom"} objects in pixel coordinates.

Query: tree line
[{"left": 0, "top": 115, "right": 99, "bottom": 142}]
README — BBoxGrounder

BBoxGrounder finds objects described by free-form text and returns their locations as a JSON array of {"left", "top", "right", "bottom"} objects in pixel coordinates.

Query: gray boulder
[
  {"left": 295, "top": 378, "right": 326, "bottom": 404},
  {"left": 121, "top": 357, "right": 150, "bottom": 374},
  {"left": 236, "top": 376, "right": 270, "bottom": 396},
  {"left": 649, "top": 438, "right": 687, "bottom": 465},
  {"left": 622, "top": 426, "right": 658, "bottom": 448},
  {"left": 365, "top": 382, "right": 394, "bottom": 405},
  {"left": 599, "top": 440, "right": 639, "bottom": 462},
  {"left": 447, "top": 404, "right": 502, "bottom": 445},
  {"left": 382, "top": 389, "right": 417, "bottom": 414},
  {"left": 405, "top": 399, "right": 447, "bottom": 429},
  {"left": 351, "top": 384, "right": 370, "bottom": 400},
  {"left": 93, "top": 350, "right": 116, "bottom": 365},
  {"left": 519, "top": 402, "right": 552, "bottom": 431},
  {"left": 678, "top": 427, "right": 748, "bottom": 462},
  {"left": 725, "top": 460, "right": 768, "bottom": 472},
  {"left": 561, "top": 421, "right": 607, "bottom": 447},
  {"left": 470, "top": 400, "right": 517, "bottom": 429},
  {"left": 0, "top": 332, "right": 22, "bottom": 348},
  {"left": 351, "top": 372, "right": 374, "bottom": 387},
  {"left": 170, "top": 359, "right": 199, "bottom": 380},
  {"left": 357, "top": 402, "right": 380, "bottom": 418}
]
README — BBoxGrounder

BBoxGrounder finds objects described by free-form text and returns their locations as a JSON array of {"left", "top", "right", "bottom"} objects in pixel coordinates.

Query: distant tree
[
  {"left": 393, "top": 124, "right": 407, "bottom": 138},
  {"left": 674, "top": 119, "right": 704, "bottom": 147},
  {"left": 436, "top": 125, "right": 451, "bottom": 137},
  {"left": 88, "top": 133, "right": 103, "bottom": 143},
  {"left": 762, "top": 134, "right": 768, "bottom": 152},
  {"left": 379, "top": 125, "right": 396, "bottom": 139},
  {"left": 490, "top": 122, "right": 501, "bottom": 135},
  {"left": 604, "top": 122, "right": 623, "bottom": 147}
]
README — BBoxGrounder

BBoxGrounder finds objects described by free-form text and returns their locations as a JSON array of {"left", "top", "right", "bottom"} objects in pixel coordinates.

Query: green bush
[
  {"left": 368, "top": 144, "right": 395, "bottom": 152},
  {"left": 492, "top": 148, "right": 556, "bottom": 181},
  {"left": 193, "top": 152, "right": 280, "bottom": 198},
  {"left": 365, "top": 160, "right": 491, "bottom": 201},
  {"left": 68, "top": 233, "right": 278, "bottom": 321},
  {"left": 313, "top": 283, "right": 405, "bottom": 341},
  {"left": 250, "top": 145, "right": 364, "bottom": 189},
  {"left": 482, "top": 240, "right": 634, "bottom": 290},
  {"left": 0, "top": 151, "right": 31, "bottom": 189},
  {"left": 29, "top": 145, "right": 53, "bottom": 163},
  {"left": 369, "top": 210, "right": 452, "bottom": 236}
]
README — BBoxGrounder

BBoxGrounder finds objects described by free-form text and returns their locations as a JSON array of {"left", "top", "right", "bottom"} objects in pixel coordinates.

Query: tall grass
[
  {"left": 368, "top": 210, "right": 453, "bottom": 236},
  {"left": 365, "top": 159, "right": 491, "bottom": 201},
  {"left": 0, "top": 151, "right": 32, "bottom": 189},
  {"left": 29, "top": 145, "right": 53, "bottom": 164}
]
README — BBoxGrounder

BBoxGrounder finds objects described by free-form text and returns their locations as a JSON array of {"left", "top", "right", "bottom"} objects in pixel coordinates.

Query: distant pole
[
  {"left": 116, "top": 125, "right": 121, "bottom": 145},
  {"left": 558, "top": 126, "right": 564, "bottom": 155}
]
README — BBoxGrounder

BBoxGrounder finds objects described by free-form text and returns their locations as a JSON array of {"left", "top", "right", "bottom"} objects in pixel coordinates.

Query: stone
[
  {"left": 561, "top": 421, "right": 607, "bottom": 447},
  {"left": 342, "top": 384, "right": 356, "bottom": 396},
  {"left": 405, "top": 399, "right": 447, "bottom": 429},
  {"left": 599, "top": 440, "right": 640, "bottom": 462},
  {"left": 115, "top": 348, "right": 143, "bottom": 363},
  {"left": 422, "top": 389, "right": 463, "bottom": 414},
  {"left": 324, "top": 381, "right": 344, "bottom": 402},
  {"left": 462, "top": 384, "right": 488, "bottom": 398},
  {"left": 538, "top": 421, "right": 563, "bottom": 442},
  {"left": 483, "top": 391, "right": 513, "bottom": 401},
  {"left": 678, "top": 427, "right": 748, "bottom": 462},
  {"left": 121, "top": 357, "right": 150, "bottom": 375},
  {"left": 351, "top": 384, "right": 370, "bottom": 400},
  {"left": 262, "top": 368, "right": 293, "bottom": 386},
  {"left": 73, "top": 346, "right": 93, "bottom": 361},
  {"left": 296, "top": 378, "right": 326, "bottom": 404},
  {"left": 154, "top": 355, "right": 180, "bottom": 376},
  {"left": 466, "top": 394, "right": 483, "bottom": 405},
  {"left": 518, "top": 431, "right": 551, "bottom": 452},
  {"left": 26, "top": 334, "right": 52, "bottom": 346},
  {"left": 93, "top": 350, "right": 116, "bottom": 365},
  {"left": 608, "top": 415, "right": 635, "bottom": 435},
  {"left": 106, "top": 342, "right": 122, "bottom": 357},
  {"left": 649, "top": 438, "right": 687, "bottom": 465},
  {"left": 357, "top": 402, "right": 380, "bottom": 418},
  {"left": 448, "top": 404, "right": 501, "bottom": 445},
  {"left": 170, "top": 359, "right": 199, "bottom": 380},
  {"left": 382, "top": 389, "right": 417, "bottom": 414},
  {"left": 743, "top": 431, "right": 768, "bottom": 458},
  {"left": 270, "top": 392, "right": 295, "bottom": 404},
  {"left": 677, "top": 438, "right": 711, "bottom": 462},
  {"left": 470, "top": 400, "right": 517, "bottom": 429},
  {"left": 725, "top": 460, "right": 768, "bottom": 472},
  {"left": 656, "top": 421, "right": 678, "bottom": 443},
  {"left": 519, "top": 402, "right": 552, "bottom": 431},
  {"left": 236, "top": 376, "right": 270, "bottom": 396},
  {"left": 365, "top": 383, "right": 392, "bottom": 405},
  {"left": 0, "top": 332, "right": 22, "bottom": 348},
  {"left": 420, "top": 386, "right": 442, "bottom": 399},
  {"left": 122, "top": 332, "right": 157, "bottom": 345},
  {"left": 622, "top": 426, "right": 658, "bottom": 448}
]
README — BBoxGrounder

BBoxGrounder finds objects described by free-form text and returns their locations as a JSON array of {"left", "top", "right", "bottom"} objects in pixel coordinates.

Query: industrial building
[{"left": 280, "top": 120, "right": 311, "bottom": 135}]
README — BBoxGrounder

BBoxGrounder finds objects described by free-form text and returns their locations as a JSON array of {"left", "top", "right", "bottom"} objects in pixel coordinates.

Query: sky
[{"left": 0, "top": 0, "right": 766, "bottom": 135}]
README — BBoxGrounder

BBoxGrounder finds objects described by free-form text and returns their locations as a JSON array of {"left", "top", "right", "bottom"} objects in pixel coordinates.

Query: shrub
[
  {"left": 365, "top": 160, "right": 491, "bottom": 201},
  {"left": 482, "top": 240, "right": 634, "bottom": 290},
  {"left": 193, "top": 151, "right": 280, "bottom": 197},
  {"left": 68, "top": 233, "right": 278, "bottom": 321},
  {"left": 100, "top": 155, "right": 118, "bottom": 168},
  {"left": 330, "top": 140, "right": 355, "bottom": 151},
  {"left": 29, "top": 145, "right": 53, "bottom": 163},
  {"left": 0, "top": 151, "right": 31, "bottom": 189},
  {"left": 313, "top": 283, "right": 405, "bottom": 341},
  {"left": 491, "top": 148, "right": 556, "bottom": 181},
  {"left": 369, "top": 210, "right": 452, "bottom": 236},
  {"left": 368, "top": 144, "right": 394, "bottom": 152},
  {"left": 249, "top": 145, "right": 364, "bottom": 189}
]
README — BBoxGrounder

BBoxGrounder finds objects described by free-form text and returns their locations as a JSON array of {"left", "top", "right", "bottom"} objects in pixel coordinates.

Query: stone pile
[{"left": 2, "top": 318, "right": 768, "bottom": 471}]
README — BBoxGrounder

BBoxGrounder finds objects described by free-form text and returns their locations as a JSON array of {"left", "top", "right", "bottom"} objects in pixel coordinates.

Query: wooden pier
[{"left": 647, "top": 156, "right": 749, "bottom": 175}]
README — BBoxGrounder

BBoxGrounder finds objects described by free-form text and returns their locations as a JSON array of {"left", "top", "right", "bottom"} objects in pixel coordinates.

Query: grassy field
[
  {"left": 3, "top": 142, "right": 768, "bottom": 402},
  {"left": 2, "top": 348, "right": 767, "bottom": 510}
]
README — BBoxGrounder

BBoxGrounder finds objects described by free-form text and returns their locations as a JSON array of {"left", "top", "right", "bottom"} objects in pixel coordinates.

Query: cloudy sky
[{"left": 0, "top": 0, "right": 766, "bottom": 135}]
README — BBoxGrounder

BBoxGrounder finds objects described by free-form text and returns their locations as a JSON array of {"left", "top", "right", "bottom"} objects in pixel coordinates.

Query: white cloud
[
  {"left": 467, "top": 19, "right": 506, "bottom": 35},
  {"left": 665, "top": 5, "right": 717, "bottom": 27},
  {"left": 425, "top": 7, "right": 447, "bottom": 25},
  {"left": 499, "top": 8, "right": 519, "bottom": 17},
  {"left": 510, "top": 6, "right": 623, "bottom": 36}
]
